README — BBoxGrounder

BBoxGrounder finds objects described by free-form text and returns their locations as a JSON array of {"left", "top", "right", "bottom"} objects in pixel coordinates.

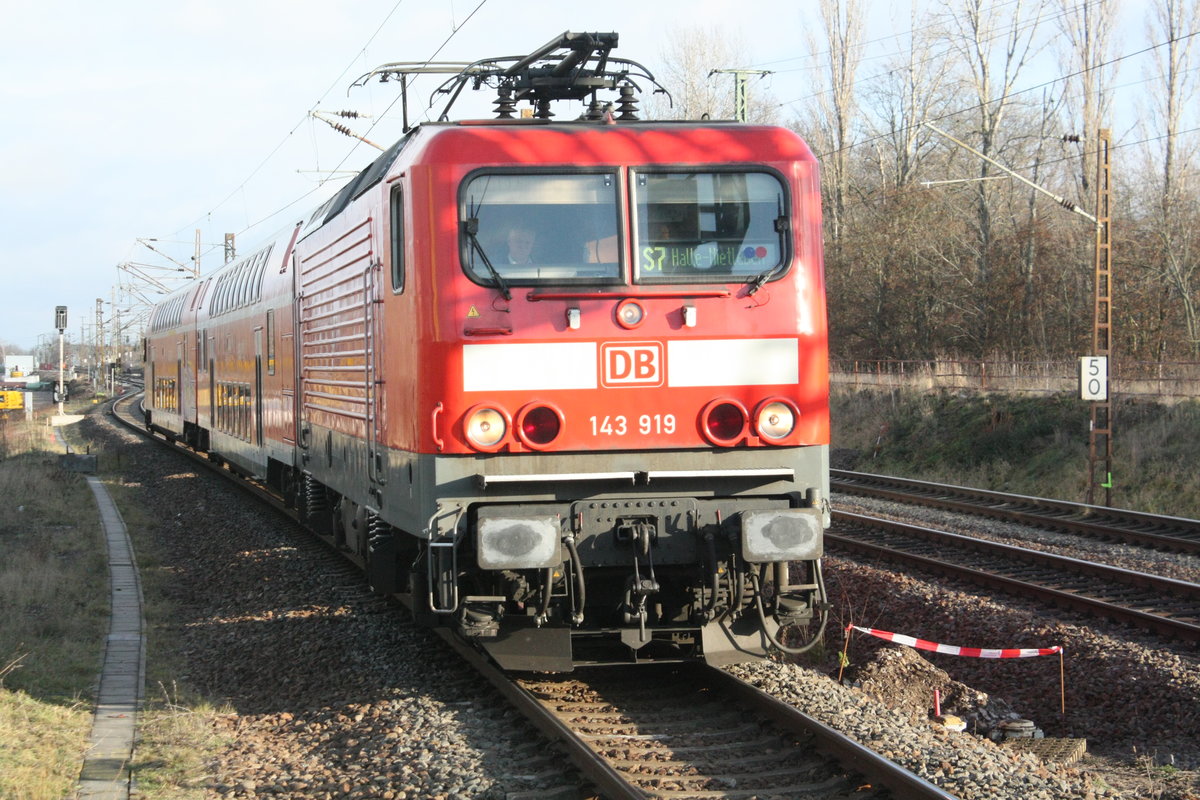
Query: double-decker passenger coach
[{"left": 144, "top": 32, "right": 831, "bottom": 671}]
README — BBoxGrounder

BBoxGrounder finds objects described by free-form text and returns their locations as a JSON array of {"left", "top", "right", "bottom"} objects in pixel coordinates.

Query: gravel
[
  {"left": 93, "top": 413, "right": 576, "bottom": 800},
  {"left": 814, "top": 491, "right": 1200, "bottom": 799},
  {"left": 730, "top": 656, "right": 1103, "bottom": 800},
  {"left": 92, "top": 410, "right": 1200, "bottom": 799}
]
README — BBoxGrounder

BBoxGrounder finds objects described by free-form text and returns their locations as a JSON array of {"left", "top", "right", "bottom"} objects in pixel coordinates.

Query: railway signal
[{"left": 55, "top": 305, "right": 67, "bottom": 414}]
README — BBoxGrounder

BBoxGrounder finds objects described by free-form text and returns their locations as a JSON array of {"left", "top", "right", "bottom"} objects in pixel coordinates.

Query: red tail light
[
  {"left": 517, "top": 403, "right": 563, "bottom": 449},
  {"left": 701, "top": 399, "right": 747, "bottom": 446}
]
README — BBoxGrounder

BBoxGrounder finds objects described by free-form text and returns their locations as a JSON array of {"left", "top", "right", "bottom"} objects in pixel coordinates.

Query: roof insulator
[{"left": 615, "top": 84, "right": 639, "bottom": 121}]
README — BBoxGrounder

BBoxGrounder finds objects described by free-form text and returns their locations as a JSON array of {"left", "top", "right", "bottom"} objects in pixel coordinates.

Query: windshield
[
  {"left": 634, "top": 171, "right": 788, "bottom": 284},
  {"left": 461, "top": 172, "right": 621, "bottom": 286}
]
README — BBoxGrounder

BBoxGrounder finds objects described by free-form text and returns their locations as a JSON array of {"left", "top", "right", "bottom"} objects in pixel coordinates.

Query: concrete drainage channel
[{"left": 54, "top": 424, "right": 145, "bottom": 800}]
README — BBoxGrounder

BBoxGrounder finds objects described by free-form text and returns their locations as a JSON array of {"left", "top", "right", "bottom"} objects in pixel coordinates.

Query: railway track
[
  {"left": 828, "top": 510, "right": 1200, "bottom": 643},
  {"left": 440, "top": 629, "right": 956, "bottom": 800},
  {"left": 832, "top": 469, "right": 1200, "bottom": 555},
  {"left": 108, "top": 393, "right": 955, "bottom": 800}
]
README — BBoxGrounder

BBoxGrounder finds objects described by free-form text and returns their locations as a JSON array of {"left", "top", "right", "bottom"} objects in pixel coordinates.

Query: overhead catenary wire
[
  {"left": 766, "top": 0, "right": 1199, "bottom": 175},
  {"left": 165, "top": 0, "right": 411, "bottom": 242},
  {"left": 311, "top": 0, "right": 490, "bottom": 190},
  {"left": 160, "top": 0, "right": 489, "bottom": 269},
  {"left": 835, "top": 123, "right": 1200, "bottom": 217},
  {"left": 923, "top": 121, "right": 1100, "bottom": 226},
  {"left": 150, "top": 2, "right": 1194, "bottom": 270}
]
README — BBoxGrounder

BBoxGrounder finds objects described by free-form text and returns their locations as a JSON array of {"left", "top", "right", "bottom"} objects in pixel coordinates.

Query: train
[{"left": 143, "top": 32, "right": 831, "bottom": 671}]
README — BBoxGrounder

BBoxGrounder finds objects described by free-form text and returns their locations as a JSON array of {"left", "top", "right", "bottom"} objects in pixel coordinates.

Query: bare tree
[
  {"left": 804, "top": 0, "right": 865, "bottom": 247},
  {"left": 1012, "top": 90, "right": 1068, "bottom": 354},
  {"left": 862, "top": 6, "right": 955, "bottom": 188},
  {"left": 1149, "top": 0, "right": 1199, "bottom": 212},
  {"left": 646, "top": 27, "right": 779, "bottom": 124},
  {"left": 944, "top": 0, "right": 1046, "bottom": 351},
  {"left": 1054, "top": 0, "right": 1120, "bottom": 199},
  {"left": 1141, "top": 0, "right": 1200, "bottom": 355}
]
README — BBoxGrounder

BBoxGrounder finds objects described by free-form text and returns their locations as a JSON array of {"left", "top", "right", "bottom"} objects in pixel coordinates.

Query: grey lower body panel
[{"left": 298, "top": 430, "right": 829, "bottom": 669}]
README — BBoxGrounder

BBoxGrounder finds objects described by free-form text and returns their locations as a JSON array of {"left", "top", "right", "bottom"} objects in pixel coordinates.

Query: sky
[
  {"left": 1, "top": 0, "right": 779, "bottom": 357},
  {"left": 0, "top": 0, "right": 1163, "bottom": 358}
]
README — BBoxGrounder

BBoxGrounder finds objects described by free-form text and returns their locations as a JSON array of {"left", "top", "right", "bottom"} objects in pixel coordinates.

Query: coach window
[
  {"left": 250, "top": 253, "right": 267, "bottom": 304},
  {"left": 460, "top": 172, "right": 621, "bottom": 286},
  {"left": 237, "top": 262, "right": 251, "bottom": 308},
  {"left": 390, "top": 184, "right": 405, "bottom": 293},
  {"left": 632, "top": 170, "right": 789, "bottom": 285},
  {"left": 266, "top": 310, "right": 276, "bottom": 375}
]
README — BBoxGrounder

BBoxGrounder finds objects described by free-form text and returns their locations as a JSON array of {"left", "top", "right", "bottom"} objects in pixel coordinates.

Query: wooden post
[
  {"left": 838, "top": 623, "right": 854, "bottom": 683},
  {"left": 1058, "top": 648, "right": 1066, "bottom": 714}
]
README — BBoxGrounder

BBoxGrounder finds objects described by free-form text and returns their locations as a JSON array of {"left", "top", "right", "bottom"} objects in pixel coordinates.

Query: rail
[
  {"left": 829, "top": 510, "right": 1200, "bottom": 643},
  {"left": 438, "top": 626, "right": 957, "bottom": 800},
  {"left": 832, "top": 470, "right": 1200, "bottom": 555}
]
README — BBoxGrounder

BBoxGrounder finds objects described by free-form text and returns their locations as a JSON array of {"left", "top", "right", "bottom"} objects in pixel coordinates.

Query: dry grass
[
  {"left": 1, "top": 402, "right": 233, "bottom": 798},
  {"left": 0, "top": 685, "right": 93, "bottom": 800},
  {"left": 0, "top": 415, "right": 106, "bottom": 799},
  {"left": 832, "top": 387, "right": 1200, "bottom": 517},
  {"left": 0, "top": 437, "right": 107, "bottom": 699},
  {"left": 131, "top": 682, "right": 233, "bottom": 800}
]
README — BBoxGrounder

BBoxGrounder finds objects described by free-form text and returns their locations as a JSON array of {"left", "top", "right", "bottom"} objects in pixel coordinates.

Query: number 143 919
[{"left": 590, "top": 414, "right": 676, "bottom": 436}]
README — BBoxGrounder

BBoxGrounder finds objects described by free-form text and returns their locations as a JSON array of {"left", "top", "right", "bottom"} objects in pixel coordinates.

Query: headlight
[
  {"left": 465, "top": 405, "right": 509, "bottom": 450},
  {"left": 755, "top": 399, "right": 797, "bottom": 442},
  {"left": 615, "top": 298, "right": 646, "bottom": 329}
]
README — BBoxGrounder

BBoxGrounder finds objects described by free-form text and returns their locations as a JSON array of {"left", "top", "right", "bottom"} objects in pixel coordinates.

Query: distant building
[{"left": 1, "top": 355, "right": 37, "bottom": 387}]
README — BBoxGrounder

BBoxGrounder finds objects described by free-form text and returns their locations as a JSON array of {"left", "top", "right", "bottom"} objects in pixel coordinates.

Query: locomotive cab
[{"left": 422, "top": 156, "right": 831, "bottom": 669}]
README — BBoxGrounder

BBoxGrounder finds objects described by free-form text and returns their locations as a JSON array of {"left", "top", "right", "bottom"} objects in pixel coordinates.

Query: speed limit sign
[{"left": 1079, "top": 356, "right": 1108, "bottom": 401}]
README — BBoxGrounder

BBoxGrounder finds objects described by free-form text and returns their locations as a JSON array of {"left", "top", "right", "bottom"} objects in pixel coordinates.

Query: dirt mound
[{"left": 845, "top": 645, "right": 1019, "bottom": 735}]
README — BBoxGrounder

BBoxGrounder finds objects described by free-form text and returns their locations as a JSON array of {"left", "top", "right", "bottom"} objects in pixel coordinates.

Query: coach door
[
  {"left": 180, "top": 332, "right": 196, "bottom": 421},
  {"left": 254, "top": 326, "right": 264, "bottom": 444},
  {"left": 175, "top": 338, "right": 184, "bottom": 415}
]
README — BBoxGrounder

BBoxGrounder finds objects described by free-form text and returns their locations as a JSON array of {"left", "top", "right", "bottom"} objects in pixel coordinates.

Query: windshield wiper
[
  {"left": 463, "top": 218, "right": 512, "bottom": 301},
  {"left": 747, "top": 205, "right": 789, "bottom": 295},
  {"left": 746, "top": 264, "right": 781, "bottom": 296}
]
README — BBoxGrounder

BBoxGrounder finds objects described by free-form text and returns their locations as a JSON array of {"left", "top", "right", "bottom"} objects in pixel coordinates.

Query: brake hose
[
  {"left": 749, "top": 562, "right": 829, "bottom": 655},
  {"left": 564, "top": 535, "right": 586, "bottom": 624}
]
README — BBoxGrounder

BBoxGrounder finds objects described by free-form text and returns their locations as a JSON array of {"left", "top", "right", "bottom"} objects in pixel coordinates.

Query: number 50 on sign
[{"left": 1079, "top": 356, "right": 1108, "bottom": 401}]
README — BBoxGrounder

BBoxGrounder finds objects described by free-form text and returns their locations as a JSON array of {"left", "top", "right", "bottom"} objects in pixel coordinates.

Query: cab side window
[{"left": 391, "top": 184, "right": 405, "bottom": 294}]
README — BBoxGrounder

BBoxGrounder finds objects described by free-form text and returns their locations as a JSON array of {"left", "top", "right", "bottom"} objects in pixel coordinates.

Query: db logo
[{"left": 600, "top": 342, "right": 664, "bottom": 387}]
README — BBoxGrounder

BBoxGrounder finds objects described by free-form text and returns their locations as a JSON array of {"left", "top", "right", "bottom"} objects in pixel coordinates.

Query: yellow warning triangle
[{"left": 467, "top": 305, "right": 481, "bottom": 318}]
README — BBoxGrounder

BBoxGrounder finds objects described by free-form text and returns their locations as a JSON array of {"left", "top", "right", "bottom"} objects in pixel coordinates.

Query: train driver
[{"left": 506, "top": 225, "right": 536, "bottom": 265}]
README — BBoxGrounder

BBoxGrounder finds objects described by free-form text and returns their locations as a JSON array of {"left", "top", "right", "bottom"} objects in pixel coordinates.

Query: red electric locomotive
[{"left": 144, "top": 32, "right": 831, "bottom": 671}]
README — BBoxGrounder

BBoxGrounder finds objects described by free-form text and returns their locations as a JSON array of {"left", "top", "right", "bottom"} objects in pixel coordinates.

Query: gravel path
[{"left": 93, "top": 411, "right": 1200, "bottom": 799}]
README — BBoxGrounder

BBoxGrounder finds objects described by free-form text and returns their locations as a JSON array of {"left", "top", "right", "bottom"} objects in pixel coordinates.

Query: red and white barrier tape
[{"left": 849, "top": 625, "right": 1061, "bottom": 658}]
